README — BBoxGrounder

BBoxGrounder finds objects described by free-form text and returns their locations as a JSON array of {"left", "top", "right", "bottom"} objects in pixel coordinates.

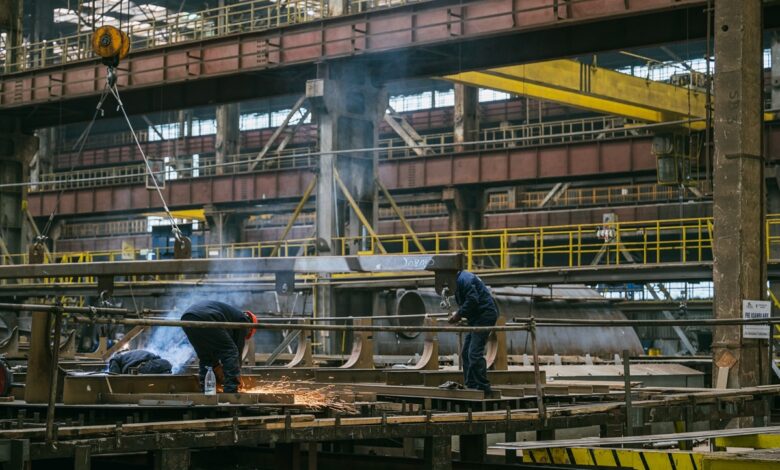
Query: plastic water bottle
[{"left": 204, "top": 367, "right": 217, "bottom": 396}]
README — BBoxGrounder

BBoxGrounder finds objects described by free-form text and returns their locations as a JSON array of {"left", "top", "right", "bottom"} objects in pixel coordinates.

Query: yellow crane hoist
[{"left": 91, "top": 25, "right": 130, "bottom": 67}]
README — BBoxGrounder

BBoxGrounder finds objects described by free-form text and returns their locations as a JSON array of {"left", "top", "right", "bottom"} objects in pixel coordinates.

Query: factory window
[
  {"left": 598, "top": 282, "right": 712, "bottom": 301},
  {"left": 240, "top": 113, "right": 270, "bottom": 130},
  {"left": 615, "top": 48, "right": 771, "bottom": 82},
  {"left": 163, "top": 156, "right": 177, "bottom": 181},
  {"left": 148, "top": 123, "right": 180, "bottom": 141},
  {"left": 478, "top": 89, "right": 511, "bottom": 102},
  {"left": 434, "top": 89, "right": 455, "bottom": 108},
  {"left": 148, "top": 118, "right": 217, "bottom": 141},
  {"left": 389, "top": 91, "right": 433, "bottom": 112},
  {"left": 192, "top": 154, "right": 200, "bottom": 178},
  {"left": 269, "top": 108, "right": 311, "bottom": 127},
  {"left": 192, "top": 119, "right": 216, "bottom": 136}
]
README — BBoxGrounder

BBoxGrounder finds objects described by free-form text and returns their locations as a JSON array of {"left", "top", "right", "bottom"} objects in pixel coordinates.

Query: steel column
[
  {"left": 215, "top": 103, "right": 240, "bottom": 176},
  {"left": 454, "top": 84, "right": 479, "bottom": 152},
  {"left": 423, "top": 435, "right": 452, "bottom": 470},
  {"left": 153, "top": 448, "right": 190, "bottom": 470},
  {"left": 24, "top": 311, "right": 53, "bottom": 403},
  {"left": 772, "top": 33, "right": 780, "bottom": 111},
  {"left": 712, "top": 0, "right": 767, "bottom": 388},
  {"left": 308, "top": 65, "right": 386, "bottom": 353}
]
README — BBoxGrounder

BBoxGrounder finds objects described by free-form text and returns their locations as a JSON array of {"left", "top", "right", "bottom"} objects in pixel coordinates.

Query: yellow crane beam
[{"left": 445, "top": 59, "right": 709, "bottom": 128}]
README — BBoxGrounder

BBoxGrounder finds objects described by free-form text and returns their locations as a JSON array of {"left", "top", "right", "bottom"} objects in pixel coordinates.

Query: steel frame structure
[
  {"left": 25, "top": 136, "right": 657, "bottom": 216},
  {"left": 1, "top": 0, "right": 736, "bottom": 127}
]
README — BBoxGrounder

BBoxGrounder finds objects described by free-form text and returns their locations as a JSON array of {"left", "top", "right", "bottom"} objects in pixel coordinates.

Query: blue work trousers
[{"left": 462, "top": 313, "right": 497, "bottom": 391}]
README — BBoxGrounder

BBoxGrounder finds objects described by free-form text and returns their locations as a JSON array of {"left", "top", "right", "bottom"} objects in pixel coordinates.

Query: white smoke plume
[{"left": 142, "top": 309, "right": 194, "bottom": 373}]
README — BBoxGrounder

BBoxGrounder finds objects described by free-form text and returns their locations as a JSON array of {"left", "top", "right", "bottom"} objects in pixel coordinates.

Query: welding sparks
[{"left": 241, "top": 378, "right": 357, "bottom": 413}]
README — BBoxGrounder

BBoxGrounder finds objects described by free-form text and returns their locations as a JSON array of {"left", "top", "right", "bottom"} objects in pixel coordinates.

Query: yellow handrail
[{"left": 10, "top": 214, "right": 780, "bottom": 286}]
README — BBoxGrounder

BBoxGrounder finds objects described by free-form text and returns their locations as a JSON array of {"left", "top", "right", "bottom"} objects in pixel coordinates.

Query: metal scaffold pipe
[
  {"left": 528, "top": 317, "right": 780, "bottom": 327},
  {"left": 0, "top": 302, "right": 527, "bottom": 333},
  {"left": 5, "top": 303, "right": 780, "bottom": 328},
  {"left": 0, "top": 303, "right": 450, "bottom": 322},
  {"left": 64, "top": 315, "right": 532, "bottom": 334}
]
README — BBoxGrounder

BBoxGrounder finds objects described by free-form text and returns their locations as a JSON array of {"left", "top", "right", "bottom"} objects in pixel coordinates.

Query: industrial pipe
[
  {"left": 63, "top": 315, "right": 529, "bottom": 333},
  {"left": 4, "top": 302, "right": 777, "bottom": 328},
  {"left": 0, "top": 302, "right": 450, "bottom": 323},
  {"left": 528, "top": 317, "right": 780, "bottom": 327}
]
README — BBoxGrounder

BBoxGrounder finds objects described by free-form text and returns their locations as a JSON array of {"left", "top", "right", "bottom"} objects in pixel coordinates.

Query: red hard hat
[{"left": 245, "top": 310, "right": 258, "bottom": 340}]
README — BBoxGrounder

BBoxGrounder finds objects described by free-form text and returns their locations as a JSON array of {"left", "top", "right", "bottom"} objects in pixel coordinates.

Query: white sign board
[{"left": 742, "top": 300, "right": 771, "bottom": 340}]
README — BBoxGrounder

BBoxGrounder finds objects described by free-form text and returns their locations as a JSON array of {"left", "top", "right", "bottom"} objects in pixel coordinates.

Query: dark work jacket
[
  {"left": 454, "top": 271, "right": 498, "bottom": 325},
  {"left": 108, "top": 350, "right": 165, "bottom": 374},
  {"left": 182, "top": 300, "right": 247, "bottom": 355},
  {"left": 181, "top": 300, "right": 250, "bottom": 392}
]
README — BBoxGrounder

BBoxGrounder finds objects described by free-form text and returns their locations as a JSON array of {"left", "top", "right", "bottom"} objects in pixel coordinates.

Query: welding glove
[{"left": 448, "top": 313, "right": 463, "bottom": 324}]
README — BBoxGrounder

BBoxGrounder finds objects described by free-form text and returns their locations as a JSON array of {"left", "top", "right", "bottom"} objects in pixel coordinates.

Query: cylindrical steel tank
[{"left": 374, "top": 287, "right": 643, "bottom": 358}]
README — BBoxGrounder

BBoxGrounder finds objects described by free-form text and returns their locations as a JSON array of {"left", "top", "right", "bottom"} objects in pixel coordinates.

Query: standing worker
[
  {"left": 180, "top": 300, "right": 258, "bottom": 393},
  {"left": 448, "top": 270, "right": 499, "bottom": 393}
]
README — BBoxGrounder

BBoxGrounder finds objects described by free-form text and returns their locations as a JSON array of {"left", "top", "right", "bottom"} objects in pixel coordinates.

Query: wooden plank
[
  {"left": 345, "top": 383, "right": 486, "bottom": 400},
  {"left": 0, "top": 414, "right": 316, "bottom": 440}
]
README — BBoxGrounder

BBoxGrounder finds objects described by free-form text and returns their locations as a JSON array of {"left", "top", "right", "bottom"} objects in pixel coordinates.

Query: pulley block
[
  {"left": 92, "top": 25, "right": 131, "bottom": 66},
  {"left": 174, "top": 236, "right": 192, "bottom": 260},
  {"left": 28, "top": 240, "right": 46, "bottom": 264}
]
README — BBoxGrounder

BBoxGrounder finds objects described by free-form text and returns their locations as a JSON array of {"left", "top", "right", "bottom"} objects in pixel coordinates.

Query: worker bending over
[
  {"left": 107, "top": 349, "right": 172, "bottom": 374},
  {"left": 448, "top": 270, "right": 498, "bottom": 393},
  {"left": 181, "top": 300, "right": 257, "bottom": 393}
]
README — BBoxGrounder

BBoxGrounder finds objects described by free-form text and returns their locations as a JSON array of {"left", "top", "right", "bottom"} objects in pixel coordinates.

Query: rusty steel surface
[
  {"left": 0, "top": 0, "right": 715, "bottom": 127},
  {"left": 711, "top": 0, "right": 767, "bottom": 388},
  {"left": 27, "top": 137, "right": 657, "bottom": 216},
  {"left": 52, "top": 100, "right": 548, "bottom": 170}
]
